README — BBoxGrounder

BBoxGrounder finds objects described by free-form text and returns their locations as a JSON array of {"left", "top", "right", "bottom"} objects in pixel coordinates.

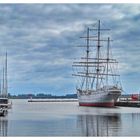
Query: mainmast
[
  {"left": 96, "top": 20, "right": 101, "bottom": 90},
  {"left": 106, "top": 37, "right": 110, "bottom": 86},
  {"left": 86, "top": 28, "right": 90, "bottom": 90}
]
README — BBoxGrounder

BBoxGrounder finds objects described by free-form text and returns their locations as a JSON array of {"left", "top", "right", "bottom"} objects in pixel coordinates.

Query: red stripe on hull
[{"left": 79, "top": 102, "right": 114, "bottom": 107}]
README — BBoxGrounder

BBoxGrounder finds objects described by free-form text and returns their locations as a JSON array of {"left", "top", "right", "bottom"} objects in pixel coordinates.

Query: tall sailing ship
[
  {"left": 73, "top": 20, "right": 122, "bottom": 107},
  {"left": 0, "top": 52, "right": 10, "bottom": 116}
]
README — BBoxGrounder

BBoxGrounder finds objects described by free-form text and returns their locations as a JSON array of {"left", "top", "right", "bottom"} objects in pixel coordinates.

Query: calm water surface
[{"left": 1, "top": 99, "right": 140, "bottom": 136}]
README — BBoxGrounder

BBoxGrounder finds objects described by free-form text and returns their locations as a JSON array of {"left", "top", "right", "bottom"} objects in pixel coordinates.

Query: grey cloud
[{"left": 0, "top": 4, "right": 139, "bottom": 94}]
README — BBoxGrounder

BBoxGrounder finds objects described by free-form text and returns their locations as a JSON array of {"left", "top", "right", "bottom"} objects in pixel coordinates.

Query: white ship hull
[{"left": 77, "top": 87, "right": 121, "bottom": 107}]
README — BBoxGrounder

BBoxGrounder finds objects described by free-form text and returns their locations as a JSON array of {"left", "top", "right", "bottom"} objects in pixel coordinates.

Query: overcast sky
[{"left": 0, "top": 4, "right": 140, "bottom": 95}]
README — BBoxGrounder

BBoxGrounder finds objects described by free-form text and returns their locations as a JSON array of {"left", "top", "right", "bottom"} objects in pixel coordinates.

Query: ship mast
[
  {"left": 5, "top": 52, "right": 8, "bottom": 97},
  {"left": 1, "top": 52, "right": 8, "bottom": 97},
  {"left": 2, "top": 67, "right": 5, "bottom": 97},
  {"left": 96, "top": 20, "right": 101, "bottom": 90},
  {"left": 0, "top": 77, "right": 2, "bottom": 97},
  {"left": 106, "top": 37, "right": 110, "bottom": 86},
  {"left": 86, "top": 28, "right": 90, "bottom": 90}
]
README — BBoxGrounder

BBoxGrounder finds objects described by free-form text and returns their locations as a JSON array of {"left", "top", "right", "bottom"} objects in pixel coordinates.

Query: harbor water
[{"left": 1, "top": 99, "right": 140, "bottom": 136}]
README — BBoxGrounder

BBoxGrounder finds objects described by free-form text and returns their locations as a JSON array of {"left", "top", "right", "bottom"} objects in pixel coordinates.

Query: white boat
[
  {"left": 0, "top": 106, "right": 7, "bottom": 116},
  {"left": 0, "top": 97, "right": 12, "bottom": 109},
  {"left": 73, "top": 20, "right": 122, "bottom": 107}
]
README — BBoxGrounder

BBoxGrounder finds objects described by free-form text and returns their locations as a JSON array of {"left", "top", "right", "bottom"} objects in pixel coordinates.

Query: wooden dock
[
  {"left": 28, "top": 98, "right": 140, "bottom": 107},
  {"left": 115, "top": 101, "right": 140, "bottom": 107},
  {"left": 28, "top": 99, "right": 78, "bottom": 102}
]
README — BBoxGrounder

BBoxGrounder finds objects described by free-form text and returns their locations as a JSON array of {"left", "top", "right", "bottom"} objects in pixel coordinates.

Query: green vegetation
[{"left": 8, "top": 93, "right": 77, "bottom": 99}]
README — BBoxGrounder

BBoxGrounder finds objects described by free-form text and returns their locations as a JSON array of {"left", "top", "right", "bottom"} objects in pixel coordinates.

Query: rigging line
[
  {"left": 116, "top": 62, "right": 122, "bottom": 88},
  {"left": 113, "top": 63, "right": 117, "bottom": 82},
  {"left": 111, "top": 64, "right": 116, "bottom": 85},
  {"left": 84, "top": 22, "right": 97, "bottom": 31},
  {"left": 90, "top": 62, "right": 96, "bottom": 89},
  {"left": 81, "top": 77, "right": 85, "bottom": 89},
  {"left": 76, "top": 67, "right": 82, "bottom": 89},
  {"left": 115, "top": 64, "right": 118, "bottom": 83},
  {"left": 97, "top": 40, "right": 105, "bottom": 88},
  {"left": 99, "top": 61, "right": 106, "bottom": 87},
  {"left": 91, "top": 76, "right": 95, "bottom": 89},
  {"left": 98, "top": 48, "right": 103, "bottom": 87},
  {"left": 100, "top": 76, "right": 104, "bottom": 87},
  {"left": 72, "top": 65, "right": 81, "bottom": 89},
  {"left": 109, "top": 43, "right": 117, "bottom": 84},
  {"left": 91, "top": 42, "right": 98, "bottom": 89},
  {"left": 82, "top": 67, "right": 87, "bottom": 89}
]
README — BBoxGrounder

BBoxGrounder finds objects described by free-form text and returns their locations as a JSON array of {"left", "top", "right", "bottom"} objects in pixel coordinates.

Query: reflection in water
[
  {"left": 0, "top": 117, "right": 8, "bottom": 136},
  {"left": 2, "top": 99, "right": 140, "bottom": 136},
  {"left": 77, "top": 114, "right": 121, "bottom": 136}
]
